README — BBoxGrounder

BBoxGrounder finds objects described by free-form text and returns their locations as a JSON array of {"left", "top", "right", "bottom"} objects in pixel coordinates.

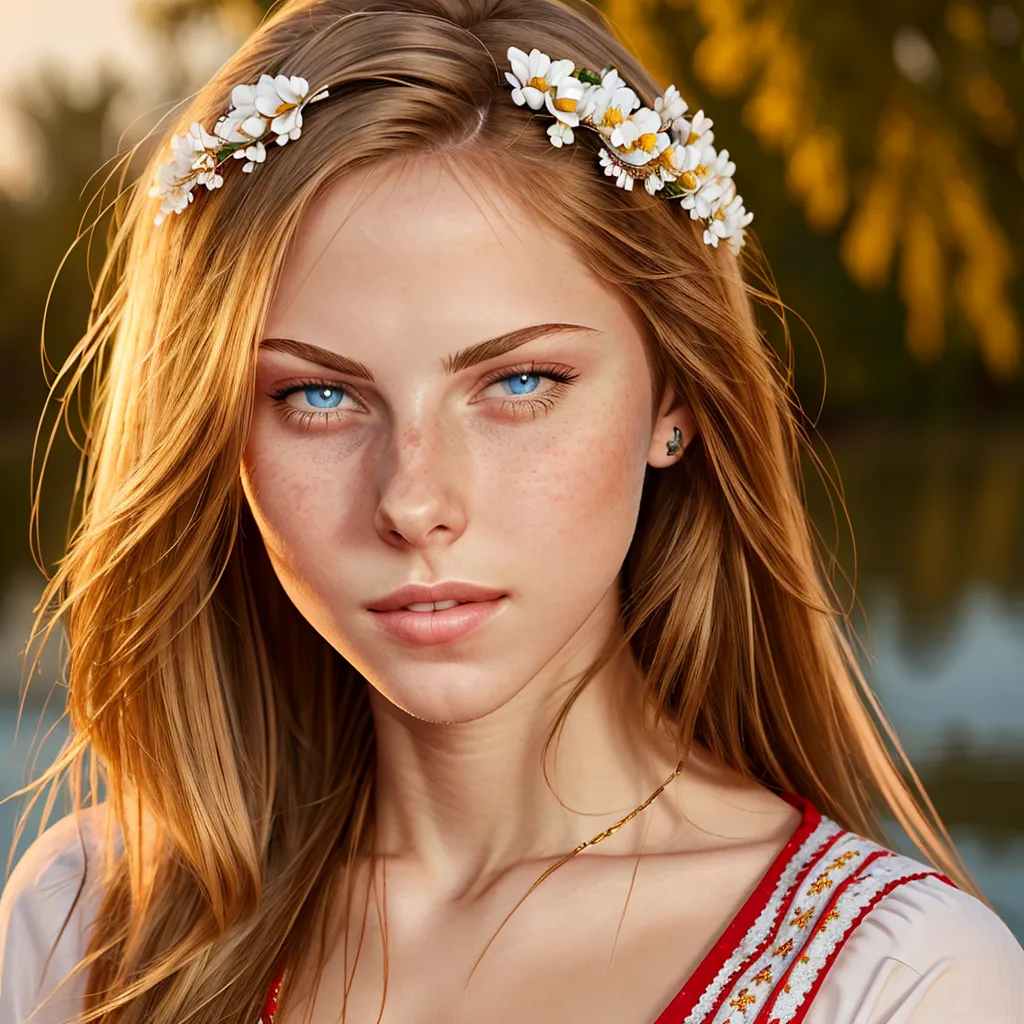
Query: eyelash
[{"left": 266, "top": 361, "right": 581, "bottom": 430}]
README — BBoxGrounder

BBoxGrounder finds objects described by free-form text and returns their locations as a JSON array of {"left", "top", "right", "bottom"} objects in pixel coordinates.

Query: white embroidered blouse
[{"left": 1, "top": 798, "right": 1022, "bottom": 1024}]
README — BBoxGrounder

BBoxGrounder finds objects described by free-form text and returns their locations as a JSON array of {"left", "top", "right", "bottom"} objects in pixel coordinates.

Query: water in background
[{"left": 1, "top": 428, "right": 1022, "bottom": 941}]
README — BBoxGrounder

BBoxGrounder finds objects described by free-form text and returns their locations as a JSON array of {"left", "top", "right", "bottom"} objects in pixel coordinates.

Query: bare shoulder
[{"left": 0, "top": 803, "right": 120, "bottom": 1020}]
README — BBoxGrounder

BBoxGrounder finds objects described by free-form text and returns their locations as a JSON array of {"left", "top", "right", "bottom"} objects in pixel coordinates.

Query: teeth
[{"left": 404, "top": 599, "right": 463, "bottom": 612}]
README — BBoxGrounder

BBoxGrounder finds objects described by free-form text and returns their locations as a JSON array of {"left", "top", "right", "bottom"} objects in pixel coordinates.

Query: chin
[{"left": 364, "top": 663, "right": 532, "bottom": 724}]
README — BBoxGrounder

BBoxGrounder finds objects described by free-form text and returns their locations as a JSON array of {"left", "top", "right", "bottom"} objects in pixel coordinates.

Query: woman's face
[{"left": 241, "top": 155, "right": 689, "bottom": 723}]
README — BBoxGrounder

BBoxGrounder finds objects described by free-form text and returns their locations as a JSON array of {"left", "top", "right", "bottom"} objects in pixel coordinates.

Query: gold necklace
[{"left": 466, "top": 754, "right": 687, "bottom": 978}]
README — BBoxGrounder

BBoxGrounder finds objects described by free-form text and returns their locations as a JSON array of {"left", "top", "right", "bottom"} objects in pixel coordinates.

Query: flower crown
[
  {"left": 149, "top": 74, "right": 329, "bottom": 226},
  {"left": 504, "top": 46, "right": 752, "bottom": 254},
  {"left": 149, "top": 46, "right": 753, "bottom": 254}
]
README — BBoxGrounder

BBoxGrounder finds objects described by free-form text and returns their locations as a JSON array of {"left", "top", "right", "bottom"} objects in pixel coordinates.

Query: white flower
[
  {"left": 232, "top": 139, "right": 267, "bottom": 172},
  {"left": 543, "top": 65, "right": 585, "bottom": 126},
  {"left": 609, "top": 106, "right": 668, "bottom": 166},
  {"left": 654, "top": 84, "right": 688, "bottom": 128},
  {"left": 598, "top": 147, "right": 635, "bottom": 190},
  {"left": 582, "top": 84, "right": 642, "bottom": 135},
  {"left": 705, "top": 191, "right": 754, "bottom": 254},
  {"left": 577, "top": 67, "right": 630, "bottom": 121},
  {"left": 148, "top": 120, "right": 224, "bottom": 225},
  {"left": 505, "top": 46, "right": 556, "bottom": 110},
  {"left": 546, "top": 121, "right": 575, "bottom": 147}
]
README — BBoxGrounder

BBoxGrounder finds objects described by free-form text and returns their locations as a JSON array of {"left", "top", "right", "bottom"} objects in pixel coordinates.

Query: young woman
[{"left": 1, "top": 0, "right": 1022, "bottom": 1022}]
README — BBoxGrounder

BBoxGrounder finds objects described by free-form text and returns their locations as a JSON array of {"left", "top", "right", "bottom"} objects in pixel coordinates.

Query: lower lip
[{"left": 369, "top": 598, "right": 506, "bottom": 646}]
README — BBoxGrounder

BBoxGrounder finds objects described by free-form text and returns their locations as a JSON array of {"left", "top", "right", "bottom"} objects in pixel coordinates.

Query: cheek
[
  {"left": 240, "top": 412, "right": 373, "bottom": 566},
  {"left": 476, "top": 392, "right": 649, "bottom": 565}
]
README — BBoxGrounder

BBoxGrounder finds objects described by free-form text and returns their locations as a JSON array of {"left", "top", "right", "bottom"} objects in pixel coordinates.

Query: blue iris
[
  {"left": 304, "top": 386, "right": 343, "bottom": 409},
  {"left": 506, "top": 373, "right": 540, "bottom": 395}
]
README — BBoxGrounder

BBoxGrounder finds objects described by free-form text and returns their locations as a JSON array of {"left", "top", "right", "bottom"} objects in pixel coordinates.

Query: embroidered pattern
[
  {"left": 680, "top": 818, "right": 954, "bottom": 1024},
  {"left": 681, "top": 816, "right": 844, "bottom": 1023}
]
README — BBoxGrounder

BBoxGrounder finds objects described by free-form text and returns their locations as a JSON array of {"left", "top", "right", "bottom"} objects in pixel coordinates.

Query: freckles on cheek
[
  {"left": 485, "top": 413, "right": 642, "bottom": 545},
  {"left": 244, "top": 422, "right": 373, "bottom": 550}
]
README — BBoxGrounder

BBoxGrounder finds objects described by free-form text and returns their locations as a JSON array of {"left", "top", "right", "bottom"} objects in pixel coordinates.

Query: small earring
[{"left": 665, "top": 426, "right": 683, "bottom": 457}]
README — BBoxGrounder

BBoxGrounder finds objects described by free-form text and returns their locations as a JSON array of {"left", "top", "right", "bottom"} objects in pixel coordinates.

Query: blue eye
[
  {"left": 302, "top": 386, "right": 343, "bottom": 409},
  {"left": 503, "top": 373, "right": 541, "bottom": 395}
]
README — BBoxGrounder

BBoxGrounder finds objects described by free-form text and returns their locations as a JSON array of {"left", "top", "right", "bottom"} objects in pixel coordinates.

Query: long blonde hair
[{"left": 8, "top": 0, "right": 976, "bottom": 1020}]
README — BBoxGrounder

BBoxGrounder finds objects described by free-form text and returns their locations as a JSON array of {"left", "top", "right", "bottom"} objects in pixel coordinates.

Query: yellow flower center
[
  {"left": 527, "top": 76, "right": 549, "bottom": 91},
  {"left": 695, "top": 164, "right": 708, "bottom": 177},
  {"left": 679, "top": 170, "right": 698, "bottom": 189},
  {"left": 686, "top": 130, "right": 700, "bottom": 145},
  {"left": 553, "top": 96, "right": 578, "bottom": 112},
  {"left": 602, "top": 107, "right": 624, "bottom": 128}
]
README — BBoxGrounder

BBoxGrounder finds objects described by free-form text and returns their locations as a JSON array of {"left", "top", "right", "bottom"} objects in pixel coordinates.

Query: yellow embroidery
[
  {"left": 730, "top": 988, "right": 757, "bottom": 1012},
  {"left": 806, "top": 872, "right": 834, "bottom": 896},
  {"left": 772, "top": 938, "right": 794, "bottom": 957},
  {"left": 784, "top": 983, "right": 792, "bottom": 993},
  {"left": 753, "top": 966, "right": 773, "bottom": 986},
  {"left": 791, "top": 906, "right": 814, "bottom": 929},
  {"left": 798, "top": 954, "right": 811, "bottom": 965},
  {"left": 827, "top": 850, "right": 859, "bottom": 871},
  {"left": 823, "top": 907, "right": 841, "bottom": 924}
]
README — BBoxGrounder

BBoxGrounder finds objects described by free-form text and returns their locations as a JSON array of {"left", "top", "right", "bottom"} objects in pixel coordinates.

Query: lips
[
  {"left": 367, "top": 581, "right": 507, "bottom": 613},
  {"left": 369, "top": 597, "right": 506, "bottom": 645}
]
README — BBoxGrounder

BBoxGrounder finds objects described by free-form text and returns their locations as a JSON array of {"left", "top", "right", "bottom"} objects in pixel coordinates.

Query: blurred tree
[{"left": 610, "top": 0, "right": 1023, "bottom": 380}]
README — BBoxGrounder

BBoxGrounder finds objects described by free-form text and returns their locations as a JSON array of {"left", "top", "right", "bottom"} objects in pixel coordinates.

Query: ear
[{"left": 647, "top": 381, "right": 697, "bottom": 468}]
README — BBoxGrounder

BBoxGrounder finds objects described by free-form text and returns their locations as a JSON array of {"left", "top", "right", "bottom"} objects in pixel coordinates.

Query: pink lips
[
  {"left": 366, "top": 581, "right": 508, "bottom": 646},
  {"left": 369, "top": 597, "right": 506, "bottom": 646}
]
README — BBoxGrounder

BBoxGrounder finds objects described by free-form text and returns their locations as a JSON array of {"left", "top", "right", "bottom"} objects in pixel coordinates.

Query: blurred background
[{"left": 1, "top": 0, "right": 1022, "bottom": 941}]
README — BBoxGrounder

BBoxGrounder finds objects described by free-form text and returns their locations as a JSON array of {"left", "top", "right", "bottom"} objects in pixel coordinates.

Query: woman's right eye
[{"left": 267, "top": 380, "right": 362, "bottom": 429}]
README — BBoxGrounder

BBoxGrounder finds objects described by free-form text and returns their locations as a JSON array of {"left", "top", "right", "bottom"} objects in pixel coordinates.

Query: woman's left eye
[{"left": 478, "top": 363, "right": 580, "bottom": 419}]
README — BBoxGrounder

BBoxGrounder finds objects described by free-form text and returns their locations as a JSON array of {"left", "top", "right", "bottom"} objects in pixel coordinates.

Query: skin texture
[{"left": 241, "top": 155, "right": 800, "bottom": 1023}]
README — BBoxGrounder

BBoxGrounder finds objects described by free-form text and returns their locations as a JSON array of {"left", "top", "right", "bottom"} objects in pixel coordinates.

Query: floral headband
[{"left": 149, "top": 46, "right": 752, "bottom": 254}]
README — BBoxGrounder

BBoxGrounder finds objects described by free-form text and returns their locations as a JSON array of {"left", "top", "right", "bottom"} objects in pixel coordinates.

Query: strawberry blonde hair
[{"left": 8, "top": 0, "right": 975, "bottom": 1020}]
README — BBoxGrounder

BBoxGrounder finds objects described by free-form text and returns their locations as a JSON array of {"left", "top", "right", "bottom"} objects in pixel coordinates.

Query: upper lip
[{"left": 367, "top": 581, "right": 507, "bottom": 612}]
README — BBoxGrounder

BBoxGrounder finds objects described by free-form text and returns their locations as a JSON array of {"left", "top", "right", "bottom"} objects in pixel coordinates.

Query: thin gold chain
[{"left": 465, "top": 754, "right": 687, "bottom": 981}]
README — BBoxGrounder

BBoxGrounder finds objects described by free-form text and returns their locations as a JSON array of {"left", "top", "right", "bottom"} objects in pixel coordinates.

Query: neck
[{"left": 368, "top": 602, "right": 684, "bottom": 891}]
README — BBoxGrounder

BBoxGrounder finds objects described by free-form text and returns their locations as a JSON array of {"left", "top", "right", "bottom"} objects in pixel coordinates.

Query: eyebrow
[{"left": 258, "top": 322, "right": 599, "bottom": 382}]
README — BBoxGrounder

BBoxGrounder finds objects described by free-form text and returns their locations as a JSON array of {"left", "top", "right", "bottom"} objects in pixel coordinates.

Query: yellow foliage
[
  {"left": 899, "top": 208, "right": 946, "bottom": 362},
  {"left": 877, "top": 104, "right": 917, "bottom": 164},
  {"left": 840, "top": 174, "right": 901, "bottom": 290},
  {"left": 606, "top": 0, "right": 678, "bottom": 87},
  {"left": 965, "top": 73, "right": 1018, "bottom": 146},
  {"left": 693, "top": 25, "right": 757, "bottom": 95},
  {"left": 786, "top": 127, "right": 849, "bottom": 231},
  {"left": 941, "top": 172, "right": 1021, "bottom": 376},
  {"left": 742, "top": 40, "right": 806, "bottom": 151},
  {"left": 946, "top": 1, "right": 987, "bottom": 47}
]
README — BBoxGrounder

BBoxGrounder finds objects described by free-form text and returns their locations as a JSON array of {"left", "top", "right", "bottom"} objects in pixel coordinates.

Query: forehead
[{"left": 264, "top": 154, "right": 638, "bottom": 349}]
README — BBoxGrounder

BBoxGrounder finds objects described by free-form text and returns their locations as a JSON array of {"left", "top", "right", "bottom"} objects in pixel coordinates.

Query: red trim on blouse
[{"left": 650, "top": 791, "right": 819, "bottom": 1024}]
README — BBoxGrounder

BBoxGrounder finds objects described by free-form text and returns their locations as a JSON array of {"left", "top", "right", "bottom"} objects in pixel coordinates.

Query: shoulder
[
  {"left": 675, "top": 797, "right": 1024, "bottom": 1024},
  {"left": 0, "top": 803, "right": 121, "bottom": 1024},
  {"left": 802, "top": 840, "right": 1024, "bottom": 1024}
]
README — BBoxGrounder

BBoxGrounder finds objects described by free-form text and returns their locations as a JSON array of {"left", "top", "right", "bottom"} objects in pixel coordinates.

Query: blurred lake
[{"left": 1, "top": 426, "right": 1022, "bottom": 941}]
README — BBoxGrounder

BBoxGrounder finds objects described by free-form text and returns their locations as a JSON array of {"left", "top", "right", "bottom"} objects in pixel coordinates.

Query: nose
[{"left": 373, "top": 421, "right": 468, "bottom": 549}]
